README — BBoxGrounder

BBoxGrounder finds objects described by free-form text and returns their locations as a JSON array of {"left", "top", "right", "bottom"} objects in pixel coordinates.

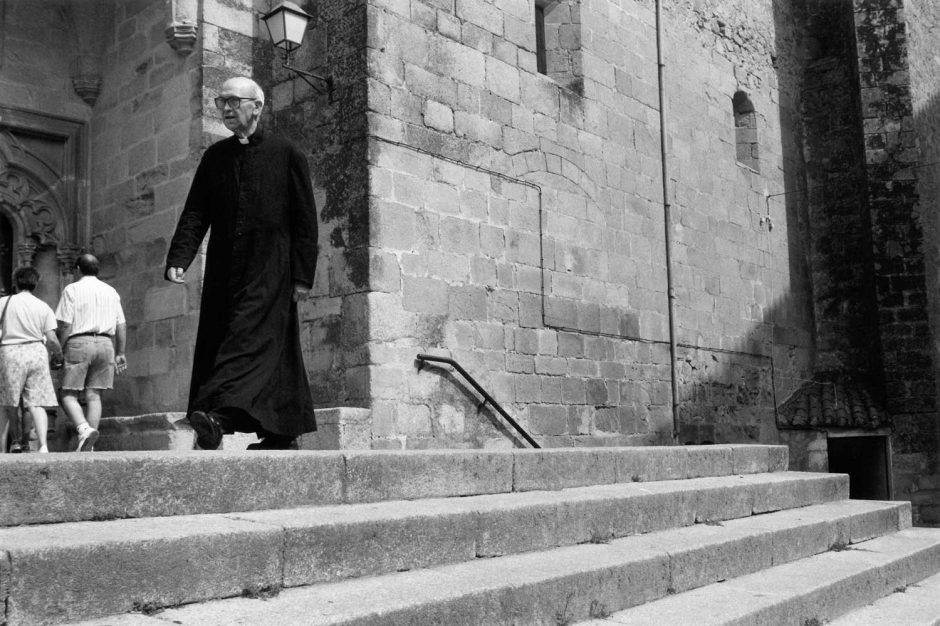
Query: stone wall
[
  {"left": 357, "top": 0, "right": 814, "bottom": 448},
  {"left": 262, "top": 0, "right": 372, "bottom": 410},
  {"left": 900, "top": 0, "right": 940, "bottom": 525},
  {"left": 855, "top": 0, "right": 935, "bottom": 424},
  {"left": 801, "top": 0, "right": 878, "bottom": 376},
  {"left": 88, "top": 0, "right": 202, "bottom": 414},
  {"left": 853, "top": 0, "right": 940, "bottom": 524},
  {"left": 662, "top": 0, "right": 813, "bottom": 445},
  {"left": 0, "top": 1, "right": 93, "bottom": 121}
]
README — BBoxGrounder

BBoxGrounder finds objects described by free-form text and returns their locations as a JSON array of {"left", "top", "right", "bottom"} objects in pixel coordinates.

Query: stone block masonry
[
  {"left": 84, "top": 2, "right": 203, "bottom": 415},
  {"left": 357, "top": 0, "right": 812, "bottom": 448},
  {"left": 872, "top": 0, "right": 940, "bottom": 525},
  {"left": 365, "top": 137, "right": 674, "bottom": 448}
]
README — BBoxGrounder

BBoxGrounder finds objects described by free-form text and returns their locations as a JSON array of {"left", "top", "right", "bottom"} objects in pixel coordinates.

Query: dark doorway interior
[{"left": 828, "top": 435, "right": 890, "bottom": 500}]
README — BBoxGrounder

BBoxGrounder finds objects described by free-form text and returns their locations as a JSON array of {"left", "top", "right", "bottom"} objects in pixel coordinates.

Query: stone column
[{"left": 16, "top": 240, "right": 37, "bottom": 267}]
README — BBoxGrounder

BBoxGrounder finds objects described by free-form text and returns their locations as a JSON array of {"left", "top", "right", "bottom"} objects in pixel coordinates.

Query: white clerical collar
[{"left": 237, "top": 136, "right": 250, "bottom": 144}]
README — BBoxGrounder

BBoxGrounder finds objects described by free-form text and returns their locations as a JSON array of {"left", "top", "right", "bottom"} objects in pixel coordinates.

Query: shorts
[
  {"left": 0, "top": 342, "right": 58, "bottom": 408},
  {"left": 61, "top": 336, "right": 115, "bottom": 391}
]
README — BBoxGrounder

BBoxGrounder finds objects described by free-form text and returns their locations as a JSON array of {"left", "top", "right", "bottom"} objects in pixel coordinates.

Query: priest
[{"left": 165, "top": 76, "right": 318, "bottom": 450}]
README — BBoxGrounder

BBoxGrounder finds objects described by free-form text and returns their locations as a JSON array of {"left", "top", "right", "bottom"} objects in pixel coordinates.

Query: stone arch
[
  {"left": 511, "top": 149, "right": 601, "bottom": 204},
  {"left": 513, "top": 151, "right": 642, "bottom": 338},
  {"left": 733, "top": 90, "right": 759, "bottom": 171}
]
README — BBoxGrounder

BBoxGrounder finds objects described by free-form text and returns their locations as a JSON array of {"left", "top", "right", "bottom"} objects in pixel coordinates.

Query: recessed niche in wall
[
  {"left": 534, "top": 0, "right": 583, "bottom": 93},
  {"left": 733, "top": 90, "right": 759, "bottom": 172}
]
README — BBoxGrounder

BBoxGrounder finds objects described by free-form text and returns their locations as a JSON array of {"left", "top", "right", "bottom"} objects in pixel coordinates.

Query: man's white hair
[{"left": 224, "top": 76, "right": 265, "bottom": 106}]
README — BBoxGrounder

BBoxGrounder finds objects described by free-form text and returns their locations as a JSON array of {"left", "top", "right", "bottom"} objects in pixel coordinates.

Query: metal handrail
[{"left": 416, "top": 354, "right": 541, "bottom": 448}]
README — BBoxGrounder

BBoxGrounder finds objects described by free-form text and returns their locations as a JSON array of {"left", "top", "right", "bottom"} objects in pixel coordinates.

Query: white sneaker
[{"left": 76, "top": 426, "right": 99, "bottom": 452}]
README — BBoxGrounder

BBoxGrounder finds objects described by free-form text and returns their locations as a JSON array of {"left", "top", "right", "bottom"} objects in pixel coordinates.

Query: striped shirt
[{"left": 55, "top": 276, "right": 126, "bottom": 336}]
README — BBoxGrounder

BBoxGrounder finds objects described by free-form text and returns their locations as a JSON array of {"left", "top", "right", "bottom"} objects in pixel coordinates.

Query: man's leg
[
  {"left": 61, "top": 340, "right": 97, "bottom": 450},
  {"left": 84, "top": 388, "right": 102, "bottom": 430},
  {"left": 61, "top": 390, "right": 86, "bottom": 428},
  {"left": 61, "top": 390, "right": 97, "bottom": 452}
]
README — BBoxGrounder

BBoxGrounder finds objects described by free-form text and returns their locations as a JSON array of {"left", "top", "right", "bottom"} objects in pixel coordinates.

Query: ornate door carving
[{"left": 0, "top": 106, "right": 86, "bottom": 305}]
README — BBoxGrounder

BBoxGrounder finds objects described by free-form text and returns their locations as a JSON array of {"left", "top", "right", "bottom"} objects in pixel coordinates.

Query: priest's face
[{"left": 217, "top": 79, "right": 262, "bottom": 136}]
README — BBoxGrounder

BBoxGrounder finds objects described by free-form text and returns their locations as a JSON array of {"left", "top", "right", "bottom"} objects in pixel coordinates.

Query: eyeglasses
[{"left": 214, "top": 96, "right": 257, "bottom": 110}]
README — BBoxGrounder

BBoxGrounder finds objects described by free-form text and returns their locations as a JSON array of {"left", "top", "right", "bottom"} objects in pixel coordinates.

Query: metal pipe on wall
[{"left": 655, "top": 0, "right": 680, "bottom": 444}]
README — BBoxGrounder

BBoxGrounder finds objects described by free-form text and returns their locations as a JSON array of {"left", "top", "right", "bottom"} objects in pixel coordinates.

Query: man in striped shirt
[{"left": 55, "top": 254, "right": 128, "bottom": 451}]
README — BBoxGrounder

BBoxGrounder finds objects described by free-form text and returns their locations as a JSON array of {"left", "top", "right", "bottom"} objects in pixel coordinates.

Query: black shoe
[
  {"left": 189, "top": 410, "right": 224, "bottom": 450},
  {"left": 246, "top": 435, "right": 297, "bottom": 450}
]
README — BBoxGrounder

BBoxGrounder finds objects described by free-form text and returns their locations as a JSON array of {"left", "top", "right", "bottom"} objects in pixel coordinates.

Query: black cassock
[{"left": 166, "top": 129, "right": 318, "bottom": 436}]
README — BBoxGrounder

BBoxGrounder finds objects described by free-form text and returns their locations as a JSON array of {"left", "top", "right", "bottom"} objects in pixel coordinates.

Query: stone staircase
[{"left": 1, "top": 445, "right": 939, "bottom": 625}]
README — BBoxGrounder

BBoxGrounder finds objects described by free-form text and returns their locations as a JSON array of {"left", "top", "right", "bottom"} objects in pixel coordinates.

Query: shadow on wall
[{"left": 674, "top": 0, "right": 818, "bottom": 447}]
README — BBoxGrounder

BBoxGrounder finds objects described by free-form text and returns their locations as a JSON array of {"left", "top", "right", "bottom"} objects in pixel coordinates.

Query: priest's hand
[
  {"left": 292, "top": 283, "right": 310, "bottom": 302},
  {"left": 166, "top": 267, "right": 185, "bottom": 283}
]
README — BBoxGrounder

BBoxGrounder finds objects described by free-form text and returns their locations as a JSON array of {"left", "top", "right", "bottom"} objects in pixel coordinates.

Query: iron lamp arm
[{"left": 282, "top": 61, "right": 332, "bottom": 96}]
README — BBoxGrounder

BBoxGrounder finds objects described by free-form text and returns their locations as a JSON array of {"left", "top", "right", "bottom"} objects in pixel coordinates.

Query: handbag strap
[{"left": 0, "top": 293, "right": 12, "bottom": 341}]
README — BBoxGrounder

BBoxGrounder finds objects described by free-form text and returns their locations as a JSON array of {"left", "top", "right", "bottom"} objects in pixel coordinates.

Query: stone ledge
[
  {"left": 0, "top": 444, "right": 792, "bottom": 527},
  {"left": 85, "top": 408, "right": 373, "bottom": 452}
]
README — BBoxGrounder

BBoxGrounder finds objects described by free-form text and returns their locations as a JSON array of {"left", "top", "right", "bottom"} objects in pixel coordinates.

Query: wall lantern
[{"left": 262, "top": 1, "right": 333, "bottom": 97}]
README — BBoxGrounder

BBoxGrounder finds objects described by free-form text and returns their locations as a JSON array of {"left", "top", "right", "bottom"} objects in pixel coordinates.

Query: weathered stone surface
[
  {"left": 0, "top": 451, "right": 346, "bottom": 526},
  {"left": 512, "top": 447, "right": 619, "bottom": 490},
  {"left": 0, "top": 445, "right": 797, "bottom": 527},
  {"left": 3, "top": 515, "right": 282, "bottom": 626},
  {"left": 142, "top": 501, "right": 916, "bottom": 626},
  {"left": 828, "top": 569, "right": 940, "bottom": 625},
  {"left": 343, "top": 449, "right": 514, "bottom": 502},
  {"left": 599, "top": 528, "right": 940, "bottom": 626}
]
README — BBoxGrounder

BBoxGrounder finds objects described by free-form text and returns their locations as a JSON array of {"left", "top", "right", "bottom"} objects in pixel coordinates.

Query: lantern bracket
[{"left": 283, "top": 55, "right": 333, "bottom": 98}]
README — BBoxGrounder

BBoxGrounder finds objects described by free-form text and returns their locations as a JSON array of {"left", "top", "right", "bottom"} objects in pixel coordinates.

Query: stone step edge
[
  {"left": 97, "top": 500, "right": 912, "bottom": 626},
  {"left": 0, "top": 444, "right": 788, "bottom": 527},
  {"left": 828, "top": 569, "right": 940, "bottom": 626},
  {"left": 581, "top": 527, "right": 940, "bottom": 626},
  {"left": 1, "top": 471, "right": 854, "bottom": 618},
  {"left": 29, "top": 498, "right": 907, "bottom": 626}
]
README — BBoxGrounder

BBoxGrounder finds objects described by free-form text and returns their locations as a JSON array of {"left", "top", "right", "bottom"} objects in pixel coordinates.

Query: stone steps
[
  {"left": 1, "top": 472, "right": 855, "bottom": 625},
  {"left": 3, "top": 444, "right": 939, "bottom": 625},
  {"left": 0, "top": 444, "right": 786, "bottom": 526},
  {"left": 59, "top": 500, "right": 909, "bottom": 626},
  {"left": 828, "top": 570, "right": 940, "bottom": 626},
  {"left": 577, "top": 528, "right": 940, "bottom": 625}
]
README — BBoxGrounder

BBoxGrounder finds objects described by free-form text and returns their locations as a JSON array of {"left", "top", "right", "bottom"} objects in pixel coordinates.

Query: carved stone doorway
[{"left": 0, "top": 106, "right": 86, "bottom": 307}]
